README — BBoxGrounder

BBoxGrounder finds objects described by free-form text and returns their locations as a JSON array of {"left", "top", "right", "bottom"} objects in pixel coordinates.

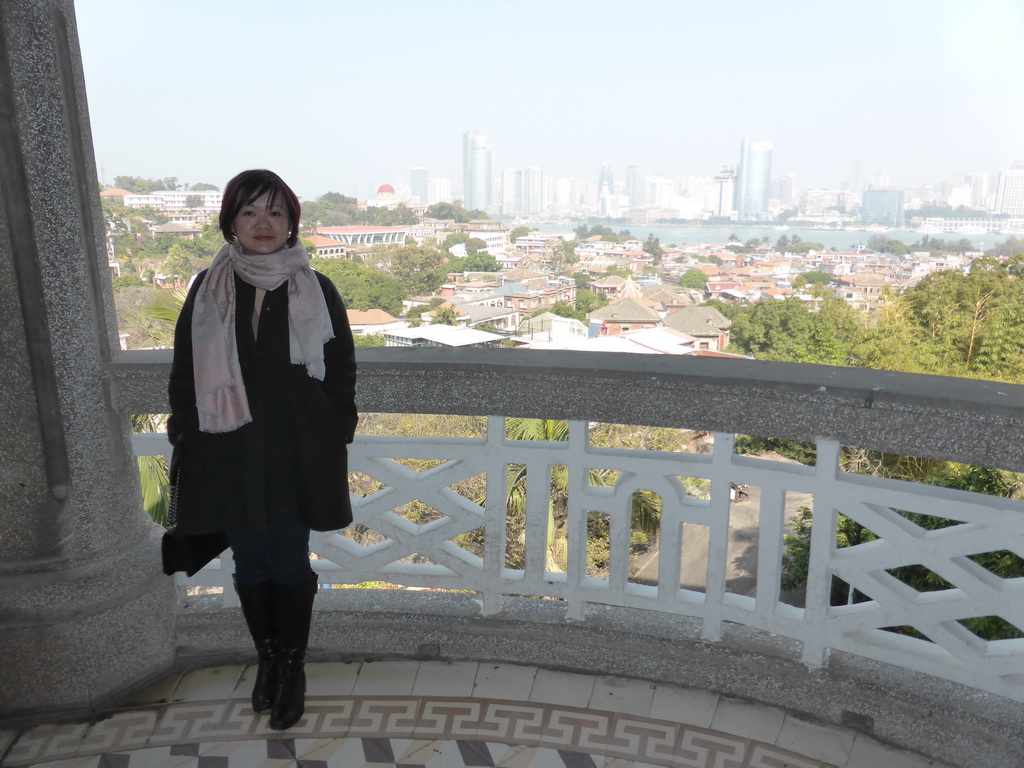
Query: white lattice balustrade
[{"left": 132, "top": 357, "right": 1024, "bottom": 705}]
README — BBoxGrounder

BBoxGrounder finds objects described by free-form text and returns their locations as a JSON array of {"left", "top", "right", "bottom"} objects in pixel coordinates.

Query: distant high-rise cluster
[
  {"left": 502, "top": 167, "right": 544, "bottom": 215},
  {"left": 408, "top": 130, "right": 1016, "bottom": 223}
]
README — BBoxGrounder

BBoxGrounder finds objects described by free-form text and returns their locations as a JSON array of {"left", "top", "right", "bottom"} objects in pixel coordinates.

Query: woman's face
[{"left": 232, "top": 192, "right": 291, "bottom": 255}]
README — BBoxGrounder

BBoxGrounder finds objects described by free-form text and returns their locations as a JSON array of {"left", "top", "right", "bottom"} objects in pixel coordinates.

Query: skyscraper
[
  {"left": 713, "top": 167, "right": 736, "bottom": 218},
  {"left": 625, "top": 164, "right": 645, "bottom": 208},
  {"left": 598, "top": 164, "right": 614, "bottom": 197},
  {"left": 501, "top": 167, "right": 544, "bottom": 215},
  {"left": 860, "top": 188, "right": 905, "bottom": 227},
  {"left": 463, "top": 131, "right": 494, "bottom": 213},
  {"left": 995, "top": 163, "right": 1024, "bottom": 216},
  {"left": 410, "top": 167, "right": 428, "bottom": 204},
  {"left": 735, "top": 138, "right": 773, "bottom": 221},
  {"left": 969, "top": 172, "right": 990, "bottom": 209}
]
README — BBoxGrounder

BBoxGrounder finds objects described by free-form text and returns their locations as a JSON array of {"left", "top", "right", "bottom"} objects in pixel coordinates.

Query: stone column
[{"left": 0, "top": 0, "right": 176, "bottom": 723}]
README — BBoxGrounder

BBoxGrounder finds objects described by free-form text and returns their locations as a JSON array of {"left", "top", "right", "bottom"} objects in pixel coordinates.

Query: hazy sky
[{"left": 75, "top": 0, "right": 1024, "bottom": 201}]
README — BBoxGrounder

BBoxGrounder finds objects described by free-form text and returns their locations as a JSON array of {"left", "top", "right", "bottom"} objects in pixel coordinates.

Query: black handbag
[{"left": 161, "top": 469, "right": 229, "bottom": 577}]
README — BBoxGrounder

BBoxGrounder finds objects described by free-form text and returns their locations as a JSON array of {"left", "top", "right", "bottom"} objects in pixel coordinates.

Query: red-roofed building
[
  {"left": 346, "top": 309, "right": 404, "bottom": 335},
  {"left": 305, "top": 234, "right": 349, "bottom": 259},
  {"left": 704, "top": 281, "right": 744, "bottom": 301}
]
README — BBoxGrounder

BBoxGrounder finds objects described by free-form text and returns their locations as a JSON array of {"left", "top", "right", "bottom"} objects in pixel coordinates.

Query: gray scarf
[{"left": 190, "top": 241, "right": 334, "bottom": 433}]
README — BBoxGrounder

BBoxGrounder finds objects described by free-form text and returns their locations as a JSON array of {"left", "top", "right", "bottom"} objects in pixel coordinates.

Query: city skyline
[{"left": 75, "top": 0, "right": 1024, "bottom": 201}]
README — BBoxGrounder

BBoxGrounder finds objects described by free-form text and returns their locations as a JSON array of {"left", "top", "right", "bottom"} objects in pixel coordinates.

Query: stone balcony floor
[{"left": 0, "top": 660, "right": 940, "bottom": 768}]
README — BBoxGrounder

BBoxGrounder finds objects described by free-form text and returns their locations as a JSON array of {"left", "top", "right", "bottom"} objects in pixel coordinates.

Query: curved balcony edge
[
  {"left": 109, "top": 347, "right": 1024, "bottom": 472},
  {"left": 172, "top": 591, "right": 1024, "bottom": 768}
]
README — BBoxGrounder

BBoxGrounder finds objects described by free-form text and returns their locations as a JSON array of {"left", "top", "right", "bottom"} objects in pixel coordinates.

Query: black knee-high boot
[
  {"left": 233, "top": 576, "right": 277, "bottom": 715},
  {"left": 269, "top": 572, "right": 318, "bottom": 730}
]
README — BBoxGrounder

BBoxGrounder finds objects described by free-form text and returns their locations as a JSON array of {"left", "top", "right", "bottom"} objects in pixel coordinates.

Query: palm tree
[
  {"left": 495, "top": 418, "right": 662, "bottom": 572},
  {"left": 135, "top": 413, "right": 171, "bottom": 526},
  {"left": 132, "top": 286, "right": 189, "bottom": 523},
  {"left": 431, "top": 305, "right": 460, "bottom": 325}
]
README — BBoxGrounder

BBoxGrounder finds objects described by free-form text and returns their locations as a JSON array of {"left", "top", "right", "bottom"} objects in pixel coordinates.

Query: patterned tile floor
[{"left": 0, "top": 661, "right": 930, "bottom": 768}]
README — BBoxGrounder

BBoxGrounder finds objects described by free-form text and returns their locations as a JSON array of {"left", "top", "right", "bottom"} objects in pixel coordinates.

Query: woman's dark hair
[{"left": 219, "top": 169, "right": 301, "bottom": 247}]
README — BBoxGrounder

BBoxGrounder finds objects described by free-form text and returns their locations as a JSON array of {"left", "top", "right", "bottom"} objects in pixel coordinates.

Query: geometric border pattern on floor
[
  {"left": 0, "top": 697, "right": 829, "bottom": 767},
  {"left": 0, "top": 662, "right": 938, "bottom": 767}
]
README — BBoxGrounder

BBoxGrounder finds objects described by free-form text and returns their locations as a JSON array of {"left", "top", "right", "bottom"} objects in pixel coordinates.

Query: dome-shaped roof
[{"left": 377, "top": 184, "right": 395, "bottom": 195}]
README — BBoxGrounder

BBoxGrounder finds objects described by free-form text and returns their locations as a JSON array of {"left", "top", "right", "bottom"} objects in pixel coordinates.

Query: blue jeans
[{"left": 227, "top": 522, "right": 313, "bottom": 586}]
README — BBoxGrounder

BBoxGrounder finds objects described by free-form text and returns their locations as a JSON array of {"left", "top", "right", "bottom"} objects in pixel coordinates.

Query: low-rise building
[
  {"left": 663, "top": 305, "right": 732, "bottom": 351},
  {"left": 346, "top": 308, "right": 405, "bottom": 336},
  {"left": 306, "top": 234, "right": 349, "bottom": 259},
  {"left": 383, "top": 324, "right": 506, "bottom": 348},
  {"left": 588, "top": 297, "right": 662, "bottom": 336},
  {"left": 313, "top": 225, "right": 408, "bottom": 246}
]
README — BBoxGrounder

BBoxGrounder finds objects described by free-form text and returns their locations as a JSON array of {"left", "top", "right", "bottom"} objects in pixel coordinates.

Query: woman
[{"left": 168, "top": 169, "right": 357, "bottom": 730}]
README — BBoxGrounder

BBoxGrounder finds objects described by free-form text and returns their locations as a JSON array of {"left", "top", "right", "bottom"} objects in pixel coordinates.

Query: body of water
[{"left": 533, "top": 222, "right": 1013, "bottom": 252}]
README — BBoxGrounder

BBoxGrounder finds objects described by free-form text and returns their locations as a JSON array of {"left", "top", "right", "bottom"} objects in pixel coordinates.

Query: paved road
[{"left": 633, "top": 482, "right": 813, "bottom": 601}]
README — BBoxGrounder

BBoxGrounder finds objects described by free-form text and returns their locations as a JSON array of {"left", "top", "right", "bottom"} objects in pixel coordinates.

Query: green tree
[
  {"left": 184, "top": 194, "right": 203, "bottom": 209},
  {"left": 425, "top": 201, "right": 484, "bottom": 223},
  {"left": 986, "top": 237, "right": 1024, "bottom": 259},
  {"left": 442, "top": 231, "right": 470, "bottom": 252},
  {"left": 679, "top": 268, "right": 708, "bottom": 290},
  {"left": 642, "top": 235, "right": 665, "bottom": 263},
  {"left": 323, "top": 191, "right": 357, "bottom": 205},
  {"left": 509, "top": 226, "right": 530, "bottom": 242},
  {"left": 112, "top": 273, "right": 145, "bottom": 290},
  {"left": 725, "top": 296, "right": 860, "bottom": 365},
  {"left": 448, "top": 251, "right": 500, "bottom": 272},
  {"left": 555, "top": 239, "right": 579, "bottom": 269},
  {"left": 163, "top": 242, "right": 196, "bottom": 282},
  {"left": 465, "top": 237, "right": 488, "bottom": 256},
  {"left": 574, "top": 224, "right": 624, "bottom": 243},
  {"left": 546, "top": 300, "right": 585, "bottom": 322},
  {"left": 791, "top": 270, "right": 832, "bottom": 289},
  {"left": 852, "top": 258, "right": 1024, "bottom": 381},
  {"left": 867, "top": 235, "right": 908, "bottom": 256},
  {"left": 784, "top": 241, "right": 826, "bottom": 254},
  {"left": 311, "top": 258, "right": 406, "bottom": 316},
  {"left": 575, "top": 288, "right": 607, "bottom": 315},
  {"left": 406, "top": 297, "right": 445, "bottom": 326},
  {"left": 372, "top": 245, "right": 448, "bottom": 295},
  {"left": 353, "top": 333, "right": 386, "bottom": 347},
  {"left": 604, "top": 265, "right": 633, "bottom": 279}
]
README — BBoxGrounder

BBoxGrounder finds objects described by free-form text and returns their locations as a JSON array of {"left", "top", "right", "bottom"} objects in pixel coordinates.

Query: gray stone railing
[
  {"left": 111, "top": 346, "right": 1024, "bottom": 473},
  {"left": 109, "top": 348, "right": 1024, "bottom": 766}
]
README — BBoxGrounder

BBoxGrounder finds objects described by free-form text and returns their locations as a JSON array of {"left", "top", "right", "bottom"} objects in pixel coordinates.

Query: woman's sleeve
[
  {"left": 167, "top": 273, "right": 205, "bottom": 446},
  {"left": 318, "top": 273, "right": 359, "bottom": 444}
]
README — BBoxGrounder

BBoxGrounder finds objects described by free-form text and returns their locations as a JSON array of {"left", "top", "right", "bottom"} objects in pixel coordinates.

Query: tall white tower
[
  {"left": 736, "top": 138, "right": 773, "bottom": 221},
  {"left": 463, "top": 131, "right": 494, "bottom": 213}
]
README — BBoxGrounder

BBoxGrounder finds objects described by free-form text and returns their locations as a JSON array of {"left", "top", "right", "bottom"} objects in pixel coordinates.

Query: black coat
[{"left": 167, "top": 270, "right": 357, "bottom": 535}]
